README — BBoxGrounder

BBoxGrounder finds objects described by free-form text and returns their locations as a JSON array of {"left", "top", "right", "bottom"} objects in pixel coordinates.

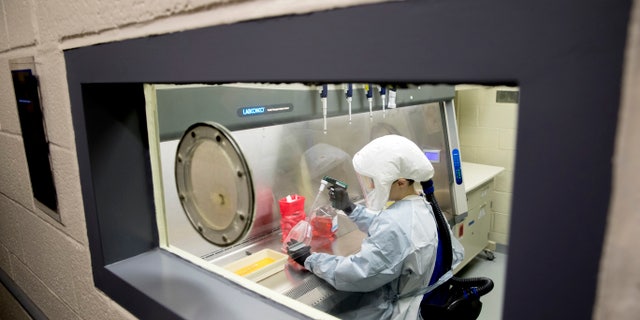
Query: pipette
[
  {"left": 388, "top": 86, "right": 397, "bottom": 109},
  {"left": 380, "top": 85, "right": 387, "bottom": 117},
  {"left": 322, "top": 175, "right": 348, "bottom": 189},
  {"left": 345, "top": 83, "right": 353, "bottom": 123},
  {"left": 320, "top": 84, "right": 328, "bottom": 134},
  {"left": 309, "top": 176, "right": 348, "bottom": 214},
  {"left": 366, "top": 84, "right": 373, "bottom": 118},
  {"left": 309, "top": 179, "right": 329, "bottom": 216}
]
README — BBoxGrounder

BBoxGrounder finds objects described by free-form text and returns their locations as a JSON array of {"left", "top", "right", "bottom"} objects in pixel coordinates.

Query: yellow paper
[{"left": 234, "top": 257, "right": 277, "bottom": 276}]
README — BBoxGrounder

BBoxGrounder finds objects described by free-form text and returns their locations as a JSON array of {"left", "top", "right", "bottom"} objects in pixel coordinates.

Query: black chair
[
  {"left": 420, "top": 276, "right": 494, "bottom": 320},
  {"left": 420, "top": 180, "right": 495, "bottom": 320}
]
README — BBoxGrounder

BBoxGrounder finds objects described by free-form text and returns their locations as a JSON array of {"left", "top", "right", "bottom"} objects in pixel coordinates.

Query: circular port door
[{"left": 175, "top": 122, "right": 254, "bottom": 246}]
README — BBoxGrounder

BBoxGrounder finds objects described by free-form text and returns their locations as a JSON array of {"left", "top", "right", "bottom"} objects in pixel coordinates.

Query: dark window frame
[{"left": 65, "top": 1, "right": 632, "bottom": 319}]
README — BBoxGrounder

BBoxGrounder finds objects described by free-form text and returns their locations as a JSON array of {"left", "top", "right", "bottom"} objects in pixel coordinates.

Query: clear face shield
[
  {"left": 356, "top": 174, "right": 390, "bottom": 211},
  {"left": 357, "top": 174, "right": 375, "bottom": 201}
]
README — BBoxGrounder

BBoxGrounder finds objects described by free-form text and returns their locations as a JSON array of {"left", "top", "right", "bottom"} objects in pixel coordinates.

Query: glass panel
[
  {"left": 145, "top": 83, "right": 521, "bottom": 318},
  {"left": 10, "top": 57, "right": 60, "bottom": 221}
]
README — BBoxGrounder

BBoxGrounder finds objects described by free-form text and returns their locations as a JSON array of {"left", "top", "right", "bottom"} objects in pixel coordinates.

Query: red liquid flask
[{"left": 279, "top": 194, "right": 306, "bottom": 243}]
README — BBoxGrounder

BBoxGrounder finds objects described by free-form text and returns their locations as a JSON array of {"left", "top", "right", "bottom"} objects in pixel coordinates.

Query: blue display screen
[{"left": 424, "top": 150, "right": 440, "bottom": 163}]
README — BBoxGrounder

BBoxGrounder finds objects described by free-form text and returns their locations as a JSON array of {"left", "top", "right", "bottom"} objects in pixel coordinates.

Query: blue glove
[
  {"left": 329, "top": 185, "right": 356, "bottom": 214},
  {"left": 286, "top": 240, "right": 311, "bottom": 267}
]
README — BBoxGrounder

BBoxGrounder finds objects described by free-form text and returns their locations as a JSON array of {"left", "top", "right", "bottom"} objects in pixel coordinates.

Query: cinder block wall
[
  {"left": 456, "top": 86, "right": 519, "bottom": 246},
  {"left": 0, "top": 0, "right": 382, "bottom": 318},
  {"left": 1, "top": 1, "right": 639, "bottom": 319}
]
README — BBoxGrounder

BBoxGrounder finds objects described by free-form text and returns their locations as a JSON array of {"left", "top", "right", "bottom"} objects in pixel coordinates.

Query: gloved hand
[
  {"left": 286, "top": 240, "right": 311, "bottom": 267},
  {"left": 329, "top": 185, "right": 356, "bottom": 214}
]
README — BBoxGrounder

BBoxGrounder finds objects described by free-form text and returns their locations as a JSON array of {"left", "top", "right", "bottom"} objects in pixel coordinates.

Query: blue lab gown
[{"left": 304, "top": 195, "right": 464, "bottom": 320}]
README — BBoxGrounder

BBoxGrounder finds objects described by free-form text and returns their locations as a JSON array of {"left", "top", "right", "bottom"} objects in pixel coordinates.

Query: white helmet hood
[{"left": 352, "top": 135, "right": 434, "bottom": 211}]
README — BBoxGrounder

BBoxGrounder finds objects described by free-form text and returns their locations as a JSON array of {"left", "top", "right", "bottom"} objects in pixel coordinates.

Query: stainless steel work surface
[{"left": 207, "top": 213, "right": 366, "bottom": 312}]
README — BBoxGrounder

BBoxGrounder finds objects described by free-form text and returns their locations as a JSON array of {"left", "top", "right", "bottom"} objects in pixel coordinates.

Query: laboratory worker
[{"left": 287, "top": 135, "right": 463, "bottom": 320}]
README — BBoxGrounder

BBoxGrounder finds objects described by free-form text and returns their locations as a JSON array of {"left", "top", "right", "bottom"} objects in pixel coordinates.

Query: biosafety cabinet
[{"left": 147, "top": 83, "right": 470, "bottom": 316}]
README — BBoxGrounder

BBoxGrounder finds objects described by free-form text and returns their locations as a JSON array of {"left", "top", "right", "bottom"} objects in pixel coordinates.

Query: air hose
[
  {"left": 421, "top": 179, "right": 453, "bottom": 272},
  {"left": 446, "top": 276, "right": 495, "bottom": 309},
  {"left": 421, "top": 180, "right": 495, "bottom": 299}
]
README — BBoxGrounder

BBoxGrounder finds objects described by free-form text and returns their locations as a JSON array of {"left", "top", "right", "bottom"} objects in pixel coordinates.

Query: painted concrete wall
[{"left": 0, "top": 0, "right": 383, "bottom": 318}]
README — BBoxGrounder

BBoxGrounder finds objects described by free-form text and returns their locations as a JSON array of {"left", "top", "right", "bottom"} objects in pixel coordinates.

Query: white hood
[{"left": 352, "top": 135, "right": 434, "bottom": 211}]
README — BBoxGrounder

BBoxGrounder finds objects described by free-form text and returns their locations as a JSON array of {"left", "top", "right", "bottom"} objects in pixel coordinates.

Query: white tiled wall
[{"left": 456, "top": 85, "right": 519, "bottom": 246}]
